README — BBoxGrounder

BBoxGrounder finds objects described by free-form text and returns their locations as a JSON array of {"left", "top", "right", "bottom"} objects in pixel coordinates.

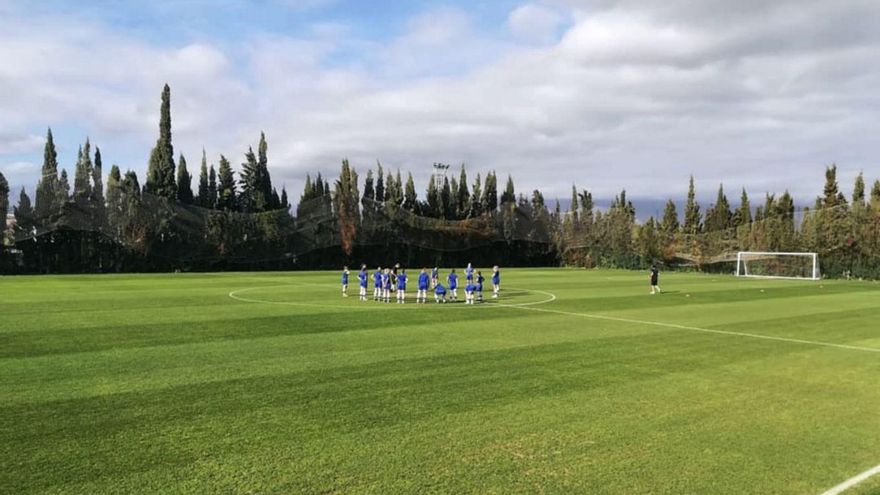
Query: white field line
[
  {"left": 819, "top": 464, "right": 880, "bottom": 495},
  {"left": 496, "top": 301, "right": 880, "bottom": 355},
  {"left": 228, "top": 285, "right": 556, "bottom": 310}
]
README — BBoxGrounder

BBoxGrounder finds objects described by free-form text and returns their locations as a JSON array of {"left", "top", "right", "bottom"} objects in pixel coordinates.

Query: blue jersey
[
  {"left": 466, "top": 267, "right": 474, "bottom": 281},
  {"left": 448, "top": 273, "right": 458, "bottom": 289},
  {"left": 359, "top": 271, "right": 368, "bottom": 288},
  {"left": 382, "top": 273, "right": 391, "bottom": 289},
  {"left": 432, "top": 268, "right": 439, "bottom": 278},
  {"left": 373, "top": 272, "right": 382, "bottom": 287},
  {"left": 465, "top": 283, "right": 475, "bottom": 293},
  {"left": 397, "top": 274, "right": 408, "bottom": 290},
  {"left": 492, "top": 271, "right": 500, "bottom": 284},
  {"left": 418, "top": 273, "right": 430, "bottom": 290},
  {"left": 341, "top": 272, "right": 349, "bottom": 284},
  {"left": 435, "top": 284, "right": 446, "bottom": 295}
]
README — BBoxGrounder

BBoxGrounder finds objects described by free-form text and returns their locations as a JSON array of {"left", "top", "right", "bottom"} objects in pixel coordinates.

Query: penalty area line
[
  {"left": 819, "top": 464, "right": 880, "bottom": 495},
  {"left": 501, "top": 304, "right": 880, "bottom": 355}
]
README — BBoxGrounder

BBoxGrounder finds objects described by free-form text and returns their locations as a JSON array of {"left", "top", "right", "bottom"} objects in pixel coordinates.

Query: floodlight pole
[{"left": 432, "top": 162, "right": 450, "bottom": 187}]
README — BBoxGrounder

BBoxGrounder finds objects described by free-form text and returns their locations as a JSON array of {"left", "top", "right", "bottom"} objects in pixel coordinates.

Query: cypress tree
[
  {"left": 383, "top": 170, "right": 394, "bottom": 204},
  {"left": 315, "top": 173, "right": 324, "bottom": 197},
  {"left": 334, "top": 159, "right": 359, "bottom": 254},
  {"left": 403, "top": 172, "right": 417, "bottom": 211},
  {"left": 73, "top": 141, "right": 93, "bottom": 205},
  {"left": 122, "top": 170, "right": 141, "bottom": 196},
  {"left": 579, "top": 189, "right": 594, "bottom": 227},
  {"left": 777, "top": 190, "right": 796, "bottom": 249},
  {"left": 683, "top": 175, "right": 701, "bottom": 236},
  {"left": 302, "top": 174, "right": 314, "bottom": 201},
  {"left": 660, "top": 200, "right": 679, "bottom": 236},
  {"left": 240, "top": 147, "right": 264, "bottom": 212},
  {"left": 733, "top": 188, "right": 752, "bottom": 227},
  {"left": 457, "top": 165, "right": 470, "bottom": 218},
  {"left": 145, "top": 84, "right": 176, "bottom": 199},
  {"left": 853, "top": 172, "right": 866, "bottom": 207},
  {"left": 106, "top": 166, "right": 123, "bottom": 234},
  {"left": 208, "top": 165, "right": 218, "bottom": 209},
  {"left": 271, "top": 187, "right": 280, "bottom": 210},
  {"left": 363, "top": 170, "right": 374, "bottom": 203},
  {"left": 106, "top": 166, "right": 122, "bottom": 211},
  {"left": 500, "top": 175, "right": 515, "bottom": 205},
  {"left": 450, "top": 177, "right": 460, "bottom": 218},
  {"left": 569, "top": 185, "right": 579, "bottom": 226},
  {"left": 441, "top": 177, "right": 452, "bottom": 218},
  {"left": 871, "top": 180, "right": 880, "bottom": 208},
  {"left": 217, "top": 155, "right": 236, "bottom": 211},
  {"left": 14, "top": 188, "right": 35, "bottom": 240},
  {"left": 92, "top": 147, "right": 104, "bottom": 206},
  {"left": 298, "top": 175, "right": 314, "bottom": 217},
  {"left": 426, "top": 175, "right": 440, "bottom": 217},
  {"left": 0, "top": 172, "right": 8, "bottom": 237},
  {"left": 58, "top": 169, "right": 70, "bottom": 205},
  {"left": 197, "top": 151, "right": 210, "bottom": 207},
  {"left": 280, "top": 187, "right": 290, "bottom": 211},
  {"left": 176, "top": 154, "right": 194, "bottom": 204},
  {"left": 482, "top": 172, "right": 498, "bottom": 213},
  {"left": 471, "top": 173, "right": 482, "bottom": 216},
  {"left": 393, "top": 170, "right": 404, "bottom": 206},
  {"left": 638, "top": 217, "right": 661, "bottom": 264},
  {"left": 705, "top": 183, "right": 731, "bottom": 233},
  {"left": 822, "top": 165, "right": 846, "bottom": 208},
  {"left": 35, "top": 128, "right": 60, "bottom": 220},
  {"left": 374, "top": 162, "right": 385, "bottom": 205}
]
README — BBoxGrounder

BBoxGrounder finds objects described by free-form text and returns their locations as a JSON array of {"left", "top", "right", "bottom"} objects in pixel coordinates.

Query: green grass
[{"left": 2, "top": 268, "right": 879, "bottom": 494}]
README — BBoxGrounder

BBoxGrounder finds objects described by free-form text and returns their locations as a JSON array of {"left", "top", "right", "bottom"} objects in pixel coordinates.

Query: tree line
[{"left": 1, "top": 85, "right": 879, "bottom": 277}]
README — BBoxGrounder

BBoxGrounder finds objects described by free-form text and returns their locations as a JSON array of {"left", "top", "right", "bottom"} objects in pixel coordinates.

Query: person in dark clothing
[{"left": 650, "top": 264, "right": 661, "bottom": 294}]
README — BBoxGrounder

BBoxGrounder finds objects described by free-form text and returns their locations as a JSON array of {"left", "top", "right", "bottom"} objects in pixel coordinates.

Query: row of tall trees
[
  {"left": 3, "top": 85, "right": 293, "bottom": 272},
  {"left": 556, "top": 167, "right": 880, "bottom": 278},
  {"left": 3, "top": 84, "right": 880, "bottom": 277}
]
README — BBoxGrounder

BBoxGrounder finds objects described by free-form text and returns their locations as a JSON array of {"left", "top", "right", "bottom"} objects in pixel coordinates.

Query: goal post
[{"left": 735, "top": 252, "right": 820, "bottom": 280}]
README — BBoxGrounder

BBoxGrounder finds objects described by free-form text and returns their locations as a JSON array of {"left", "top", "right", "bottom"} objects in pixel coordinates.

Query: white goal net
[{"left": 735, "top": 252, "right": 820, "bottom": 280}]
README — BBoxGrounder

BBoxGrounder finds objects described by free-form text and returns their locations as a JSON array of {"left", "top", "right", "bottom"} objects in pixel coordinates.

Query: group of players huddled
[{"left": 341, "top": 263, "right": 500, "bottom": 304}]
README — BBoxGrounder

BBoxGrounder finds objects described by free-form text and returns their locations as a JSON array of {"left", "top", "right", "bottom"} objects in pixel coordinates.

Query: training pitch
[{"left": 1, "top": 269, "right": 879, "bottom": 494}]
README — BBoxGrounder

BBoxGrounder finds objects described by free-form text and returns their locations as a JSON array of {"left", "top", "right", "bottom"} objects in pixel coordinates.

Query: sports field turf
[{"left": 1, "top": 269, "right": 879, "bottom": 494}]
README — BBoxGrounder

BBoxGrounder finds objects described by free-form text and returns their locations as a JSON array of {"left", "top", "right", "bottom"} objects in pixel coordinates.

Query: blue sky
[{"left": 1, "top": 0, "right": 879, "bottom": 211}]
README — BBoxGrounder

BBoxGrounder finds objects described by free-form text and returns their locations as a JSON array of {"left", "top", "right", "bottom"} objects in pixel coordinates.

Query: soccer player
[
  {"left": 476, "top": 270, "right": 485, "bottom": 302},
  {"left": 491, "top": 265, "right": 501, "bottom": 298},
  {"left": 373, "top": 266, "right": 382, "bottom": 300},
  {"left": 417, "top": 268, "right": 430, "bottom": 303},
  {"left": 391, "top": 263, "right": 400, "bottom": 294},
  {"left": 464, "top": 282, "right": 475, "bottom": 305},
  {"left": 447, "top": 269, "right": 459, "bottom": 301},
  {"left": 431, "top": 267, "right": 439, "bottom": 288},
  {"left": 341, "top": 266, "right": 350, "bottom": 297},
  {"left": 434, "top": 282, "right": 447, "bottom": 303},
  {"left": 382, "top": 268, "right": 392, "bottom": 302},
  {"left": 650, "top": 264, "right": 661, "bottom": 294},
  {"left": 358, "top": 265, "right": 368, "bottom": 301},
  {"left": 397, "top": 269, "right": 408, "bottom": 304},
  {"left": 465, "top": 263, "right": 474, "bottom": 285}
]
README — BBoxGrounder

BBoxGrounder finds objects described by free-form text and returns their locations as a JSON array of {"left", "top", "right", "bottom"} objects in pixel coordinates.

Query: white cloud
[
  {"left": 508, "top": 3, "right": 566, "bottom": 45},
  {"left": 1, "top": 1, "right": 880, "bottom": 207},
  {"left": 0, "top": 133, "right": 43, "bottom": 154}
]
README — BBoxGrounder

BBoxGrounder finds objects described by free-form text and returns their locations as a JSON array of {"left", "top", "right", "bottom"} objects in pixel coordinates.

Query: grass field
[{"left": 2, "top": 268, "right": 880, "bottom": 494}]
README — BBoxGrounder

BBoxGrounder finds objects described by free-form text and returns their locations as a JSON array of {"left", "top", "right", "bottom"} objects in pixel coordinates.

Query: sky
[{"left": 1, "top": 0, "right": 879, "bottom": 212}]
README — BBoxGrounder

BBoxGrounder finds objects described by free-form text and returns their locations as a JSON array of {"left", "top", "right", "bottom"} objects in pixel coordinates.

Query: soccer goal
[{"left": 735, "top": 252, "right": 820, "bottom": 280}]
